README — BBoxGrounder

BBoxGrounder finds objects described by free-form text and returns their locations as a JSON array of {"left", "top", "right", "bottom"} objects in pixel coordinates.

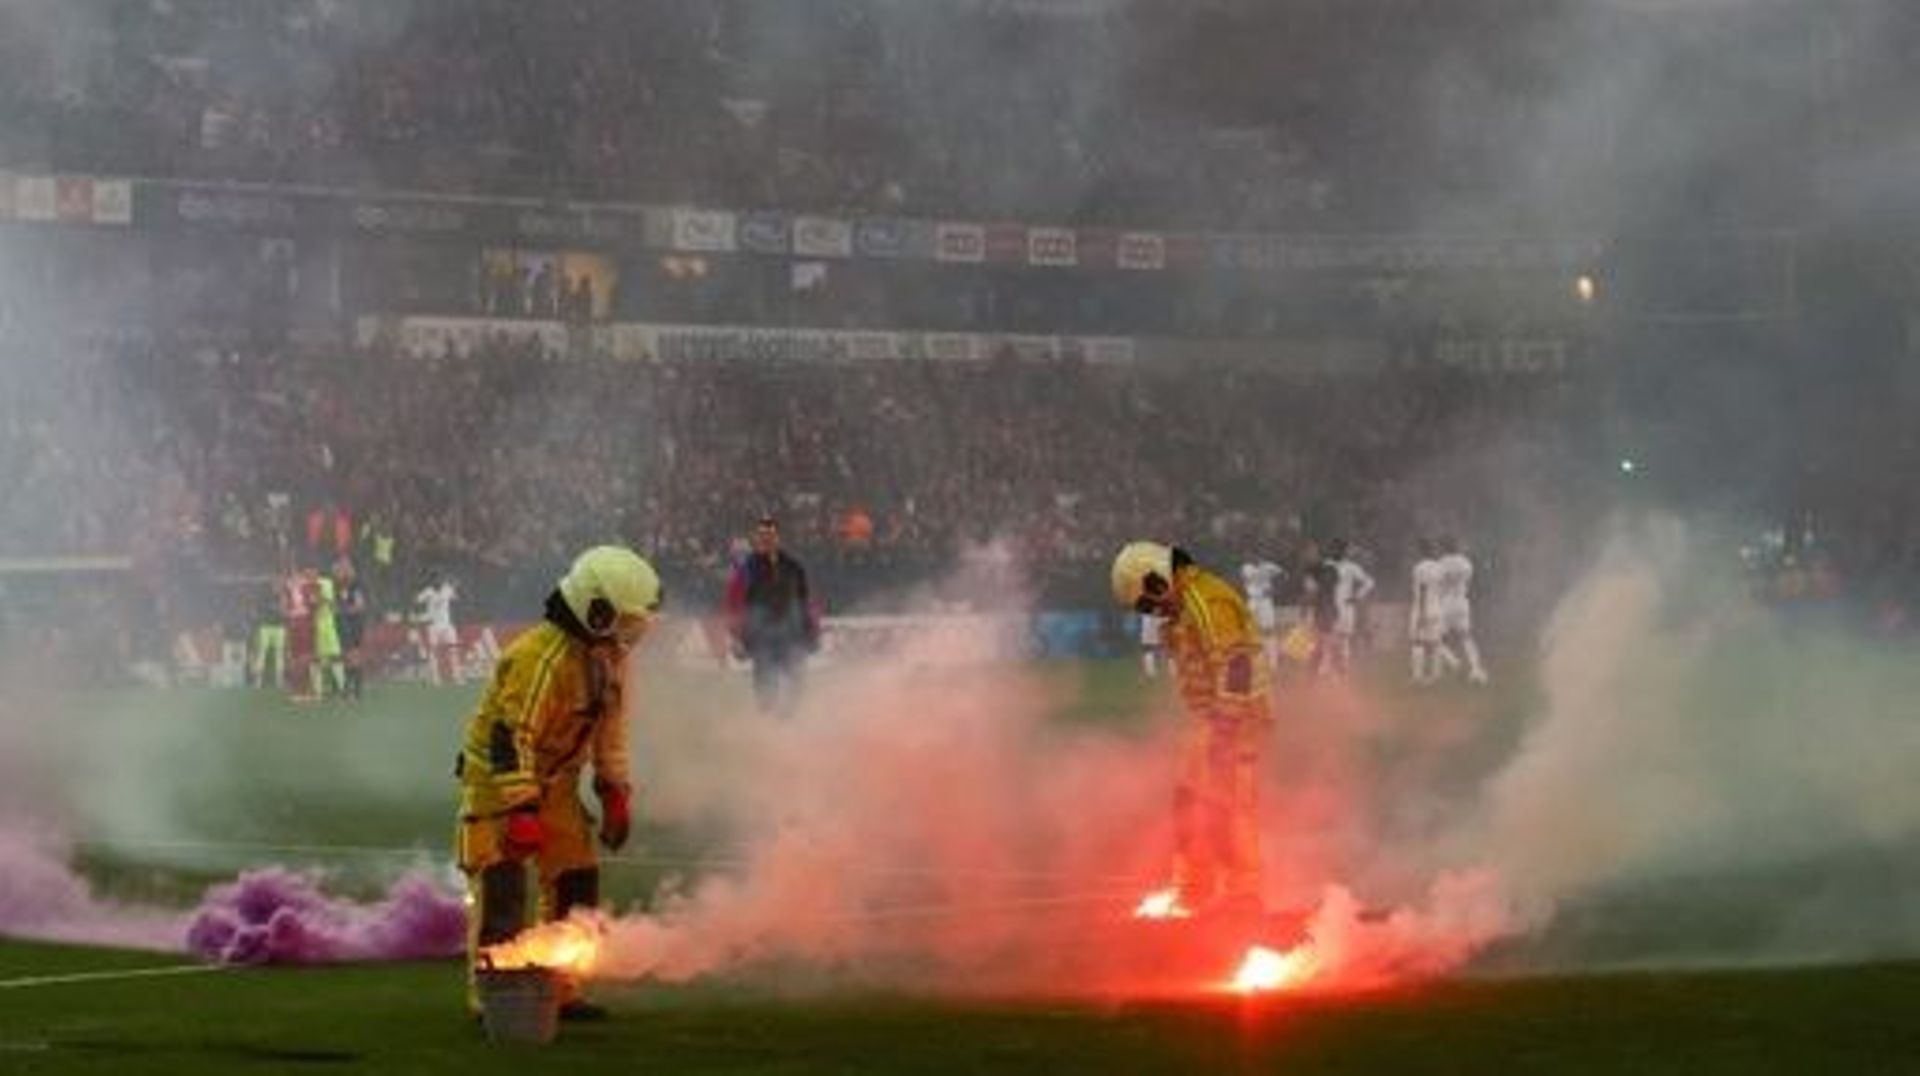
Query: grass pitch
[
  {"left": 6, "top": 658, "right": 1920, "bottom": 1071},
  {"left": 4, "top": 938, "right": 1919, "bottom": 1073}
]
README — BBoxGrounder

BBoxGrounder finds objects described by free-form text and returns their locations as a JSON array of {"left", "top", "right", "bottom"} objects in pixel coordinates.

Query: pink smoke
[
  {"left": 0, "top": 829, "right": 183, "bottom": 951},
  {"left": 184, "top": 869, "right": 466, "bottom": 965},
  {"left": 0, "top": 826, "right": 466, "bottom": 964},
  {"left": 589, "top": 634, "right": 1538, "bottom": 996}
]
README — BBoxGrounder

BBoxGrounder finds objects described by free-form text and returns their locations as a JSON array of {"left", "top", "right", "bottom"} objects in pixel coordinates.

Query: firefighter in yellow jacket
[
  {"left": 455, "top": 545, "right": 661, "bottom": 1020},
  {"left": 1113, "top": 541, "right": 1273, "bottom": 915}
]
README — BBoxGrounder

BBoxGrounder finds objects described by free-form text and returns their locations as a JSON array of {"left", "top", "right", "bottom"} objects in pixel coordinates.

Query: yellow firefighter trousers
[
  {"left": 1173, "top": 714, "right": 1269, "bottom": 908},
  {"left": 457, "top": 781, "right": 599, "bottom": 1011}
]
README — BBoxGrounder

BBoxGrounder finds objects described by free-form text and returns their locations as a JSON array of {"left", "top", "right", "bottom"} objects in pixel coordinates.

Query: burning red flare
[
  {"left": 1132, "top": 887, "right": 1193, "bottom": 921},
  {"left": 1229, "top": 943, "right": 1317, "bottom": 994},
  {"left": 480, "top": 917, "right": 603, "bottom": 977}
]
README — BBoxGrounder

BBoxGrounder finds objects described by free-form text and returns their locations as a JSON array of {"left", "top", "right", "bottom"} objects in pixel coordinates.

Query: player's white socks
[
  {"left": 1411, "top": 647, "right": 1427, "bottom": 684},
  {"left": 1462, "top": 637, "right": 1488, "bottom": 684}
]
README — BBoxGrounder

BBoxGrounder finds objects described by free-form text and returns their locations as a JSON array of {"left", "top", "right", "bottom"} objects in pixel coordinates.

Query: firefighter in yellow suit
[
  {"left": 455, "top": 545, "right": 662, "bottom": 1021},
  {"left": 1113, "top": 541, "right": 1273, "bottom": 915}
]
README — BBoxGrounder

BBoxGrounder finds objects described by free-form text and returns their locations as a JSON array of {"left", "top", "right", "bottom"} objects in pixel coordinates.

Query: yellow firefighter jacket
[
  {"left": 457, "top": 620, "right": 631, "bottom": 818},
  {"left": 1166, "top": 566, "right": 1272, "bottom": 723}
]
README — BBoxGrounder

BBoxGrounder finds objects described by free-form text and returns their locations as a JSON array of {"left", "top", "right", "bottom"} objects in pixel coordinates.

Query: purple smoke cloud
[
  {"left": 185, "top": 868, "right": 467, "bottom": 965},
  {"left": 2, "top": 827, "right": 467, "bottom": 964},
  {"left": 0, "top": 829, "right": 184, "bottom": 950}
]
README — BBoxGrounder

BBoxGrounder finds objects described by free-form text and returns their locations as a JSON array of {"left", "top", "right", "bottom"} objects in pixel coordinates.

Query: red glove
[
  {"left": 595, "top": 780, "right": 632, "bottom": 852},
  {"left": 502, "top": 810, "right": 544, "bottom": 859}
]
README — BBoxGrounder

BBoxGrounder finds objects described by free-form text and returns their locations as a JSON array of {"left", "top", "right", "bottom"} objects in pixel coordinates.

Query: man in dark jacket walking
[{"left": 724, "top": 517, "right": 820, "bottom": 716}]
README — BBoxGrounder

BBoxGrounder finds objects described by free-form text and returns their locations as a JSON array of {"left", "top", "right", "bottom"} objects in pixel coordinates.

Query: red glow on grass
[{"left": 1229, "top": 943, "right": 1317, "bottom": 994}]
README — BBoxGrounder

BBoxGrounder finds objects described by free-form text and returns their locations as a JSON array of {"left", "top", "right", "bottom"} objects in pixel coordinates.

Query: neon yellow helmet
[
  {"left": 559, "top": 545, "right": 663, "bottom": 638},
  {"left": 1111, "top": 541, "right": 1174, "bottom": 611}
]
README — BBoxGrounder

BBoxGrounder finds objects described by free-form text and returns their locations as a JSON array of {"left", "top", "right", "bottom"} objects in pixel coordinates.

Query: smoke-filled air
[{"left": 2, "top": 0, "right": 1918, "bottom": 1046}]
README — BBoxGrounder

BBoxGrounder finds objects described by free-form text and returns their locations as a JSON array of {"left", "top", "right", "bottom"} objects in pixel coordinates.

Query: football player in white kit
[
  {"left": 1408, "top": 538, "right": 1454, "bottom": 684},
  {"left": 1434, "top": 537, "right": 1489, "bottom": 684},
  {"left": 415, "top": 574, "right": 462, "bottom": 685},
  {"left": 1138, "top": 607, "right": 1168, "bottom": 679},
  {"left": 1240, "top": 557, "right": 1286, "bottom": 669},
  {"left": 1320, "top": 538, "right": 1374, "bottom": 676}
]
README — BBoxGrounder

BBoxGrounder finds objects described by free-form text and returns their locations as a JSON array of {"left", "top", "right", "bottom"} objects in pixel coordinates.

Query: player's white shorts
[
  {"left": 1409, "top": 616, "right": 1442, "bottom": 645},
  {"left": 1439, "top": 607, "right": 1472, "bottom": 636},
  {"left": 1334, "top": 605, "right": 1359, "bottom": 637},
  {"left": 1138, "top": 616, "right": 1163, "bottom": 648},
  {"left": 427, "top": 622, "right": 459, "bottom": 649},
  {"left": 1252, "top": 600, "right": 1276, "bottom": 635}
]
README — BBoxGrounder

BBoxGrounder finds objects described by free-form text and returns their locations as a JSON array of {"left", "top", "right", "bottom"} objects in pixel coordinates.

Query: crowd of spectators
[
  {"left": 4, "top": 0, "right": 1914, "bottom": 680},
  {"left": 0, "top": 328, "right": 1600, "bottom": 616},
  {"left": 1, "top": 0, "right": 1844, "bottom": 232}
]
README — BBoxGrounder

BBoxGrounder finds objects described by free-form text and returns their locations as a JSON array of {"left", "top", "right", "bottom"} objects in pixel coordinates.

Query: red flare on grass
[{"left": 1229, "top": 943, "right": 1318, "bottom": 994}]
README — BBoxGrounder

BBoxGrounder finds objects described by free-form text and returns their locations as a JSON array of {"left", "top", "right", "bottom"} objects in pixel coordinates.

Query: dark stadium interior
[{"left": 1, "top": 0, "right": 1916, "bottom": 675}]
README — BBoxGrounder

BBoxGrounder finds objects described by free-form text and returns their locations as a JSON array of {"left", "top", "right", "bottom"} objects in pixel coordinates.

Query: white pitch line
[{"left": 0, "top": 963, "right": 230, "bottom": 991}]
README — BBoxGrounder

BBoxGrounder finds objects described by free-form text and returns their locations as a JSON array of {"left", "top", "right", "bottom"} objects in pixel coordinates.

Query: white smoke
[{"left": 1419, "top": 516, "right": 1920, "bottom": 968}]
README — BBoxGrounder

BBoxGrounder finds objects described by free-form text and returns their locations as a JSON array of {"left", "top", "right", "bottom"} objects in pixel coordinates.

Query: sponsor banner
[
  {"left": 792, "top": 215, "right": 853, "bottom": 258},
  {"left": 1164, "top": 232, "right": 1208, "bottom": 268},
  {"left": 15, "top": 175, "right": 56, "bottom": 222},
  {"left": 348, "top": 196, "right": 470, "bottom": 236},
  {"left": 934, "top": 221, "right": 986, "bottom": 263},
  {"left": 1253, "top": 235, "right": 1606, "bottom": 272},
  {"left": 91, "top": 179, "right": 133, "bottom": 225},
  {"left": 1076, "top": 229, "right": 1118, "bottom": 269},
  {"left": 132, "top": 182, "right": 298, "bottom": 230},
  {"left": 925, "top": 333, "right": 983, "bottom": 362},
  {"left": 363, "top": 315, "right": 571, "bottom": 360},
  {"left": 844, "top": 331, "right": 900, "bottom": 362},
  {"left": 985, "top": 222, "right": 1028, "bottom": 263},
  {"left": 1434, "top": 337, "right": 1570, "bottom": 373},
  {"left": 670, "top": 207, "right": 737, "bottom": 252},
  {"left": 1209, "top": 233, "right": 1253, "bottom": 270},
  {"left": 1077, "top": 337, "right": 1137, "bottom": 364},
  {"left": 1003, "top": 335, "right": 1058, "bottom": 361},
  {"left": 55, "top": 177, "right": 93, "bottom": 222},
  {"left": 608, "top": 323, "right": 659, "bottom": 362},
  {"left": 641, "top": 206, "right": 678, "bottom": 249},
  {"left": 854, "top": 216, "right": 910, "bottom": 258},
  {"left": 1116, "top": 231, "right": 1165, "bottom": 270},
  {"left": 368, "top": 318, "right": 1137, "bottom": 367},
  {"left": 20, "top": 176, "right": 1606, "bottom": 276},
  {"left": 654, "top": 324, "right": 850, "bottom": 364},
  {"left": 173, "top": 187, "right": 297, "bottom": 229},
  {"left": 898, "top": 218, "right": 938, "bottom": 260},
  {"left": 737, "top": 211, "right": 791, "bottom": 254},
  {"left": 1027, "top": 226, "right": 1077, "bottom": 267},
  {"left": 506, "top": 204, "right": 643, "bottom": 245}
]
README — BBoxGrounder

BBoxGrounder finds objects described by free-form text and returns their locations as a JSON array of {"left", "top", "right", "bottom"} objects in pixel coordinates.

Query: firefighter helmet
[
  {"left": 1111, "top": 541, "right": 1175, "bottom": 612},
  {"left": 559, "top": 545, "right": 663, "bottom": 639}
]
